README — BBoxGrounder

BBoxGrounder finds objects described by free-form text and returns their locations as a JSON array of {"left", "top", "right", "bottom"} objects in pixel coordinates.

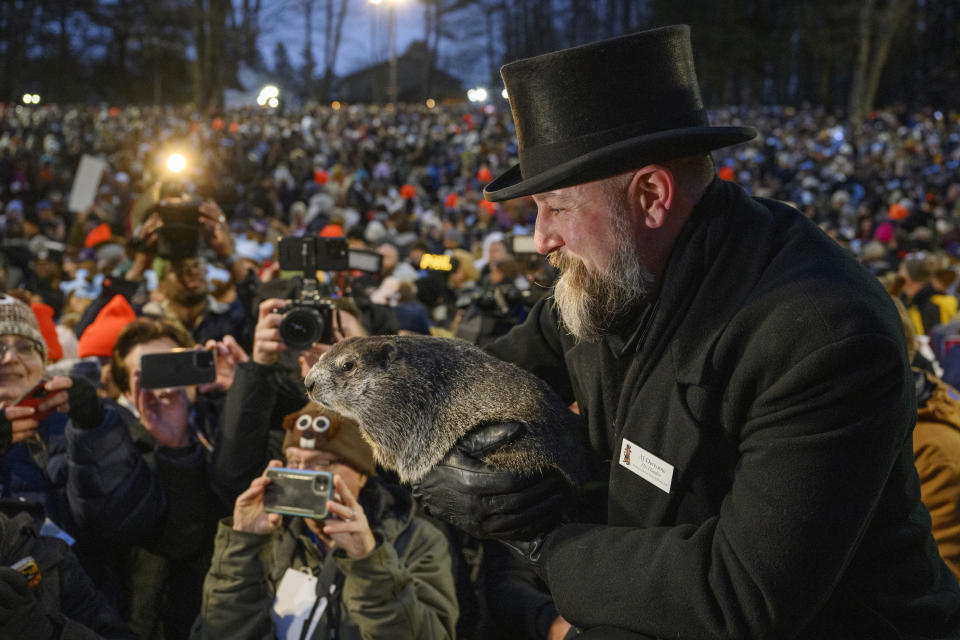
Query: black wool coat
[{"left": 487, "top": 179, "right": 960, "bottom": 639}]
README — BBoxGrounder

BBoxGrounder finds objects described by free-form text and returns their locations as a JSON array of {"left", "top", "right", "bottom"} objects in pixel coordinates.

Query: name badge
[
  {"left": 272, "top": 568, "right": 327, "bottom": 640},
  {"left": 619, "top": 438, "right": 673, "bottom": 493}
]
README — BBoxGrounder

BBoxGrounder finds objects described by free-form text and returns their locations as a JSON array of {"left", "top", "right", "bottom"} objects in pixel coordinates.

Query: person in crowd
[
  {"left": 0, "top": 504, "right": 136, "bottom": 640},
  {"left": 211, "top": 296, "right": 368, "bottom": 505},
  {"left": 410, "top": 26, "right": 960, "bottom": 638},
  {"left": 900, "top": 252, "right": 949, "bottom": 335},
  {"left": 0, "top": 294, "right": 165, "bottom": 605},
  {"left": 194, "top": 403, "right": 458, "bottom": 640},
  {"left": 891, "top": 295, "right": 960, "bottom": 582},
  {"left": 105, "top": 316, "right": 238, "bottom": 639},
  {"left": 76, "top": 200, "right": 257, "bottom": 350}
]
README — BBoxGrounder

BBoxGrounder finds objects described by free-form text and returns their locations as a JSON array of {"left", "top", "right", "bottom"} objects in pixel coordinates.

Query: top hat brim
[{"left": 483, "top": 125, "right": 757, "bottom": 202}]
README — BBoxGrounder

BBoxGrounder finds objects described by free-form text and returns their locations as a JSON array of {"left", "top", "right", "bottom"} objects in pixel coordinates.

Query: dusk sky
[{"left": 257, "top": 0, "right": 491, "bottom": 90}]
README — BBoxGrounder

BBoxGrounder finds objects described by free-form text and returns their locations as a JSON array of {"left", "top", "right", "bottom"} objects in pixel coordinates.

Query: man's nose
[{"left": 533, "top": 207, "right": 563, "bottom": 255}]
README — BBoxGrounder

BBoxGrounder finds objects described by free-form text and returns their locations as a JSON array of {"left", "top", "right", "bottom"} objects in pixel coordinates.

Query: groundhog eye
[
  {"left": 341, "top": 361, "right": 355, "bottom": 372},
  {"left": 312, "top": 416, "right": 330, "bottom": 432},
  {"left": 295, "top": 415, "right": 311, "bottom": 431}
]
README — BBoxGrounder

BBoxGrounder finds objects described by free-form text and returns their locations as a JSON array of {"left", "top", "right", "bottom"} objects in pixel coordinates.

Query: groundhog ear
[{"left": 376, "top": 343, "right": 397, "bottom": 368}]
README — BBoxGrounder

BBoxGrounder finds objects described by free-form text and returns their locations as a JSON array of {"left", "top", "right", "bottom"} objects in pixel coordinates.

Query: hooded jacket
[
  {"left": 195, "top": 476, "right": 458, "bottom": 640},
  {"left": 915, "top": 370, "right": 960, "bottom": 582}
]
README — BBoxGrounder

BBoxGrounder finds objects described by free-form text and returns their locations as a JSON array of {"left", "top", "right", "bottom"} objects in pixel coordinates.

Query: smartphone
[
  {"left": 156, "top": 201, "right": 202, "bottom": 259},
  {"left": 139, "top": 349, "right": 216, "bottom": 390},
  {"left": 263, "top": 468, "right": 334, "bottom": 520},
  {"left": 15, "top": 381, "right": 53, "bottom": 423}
]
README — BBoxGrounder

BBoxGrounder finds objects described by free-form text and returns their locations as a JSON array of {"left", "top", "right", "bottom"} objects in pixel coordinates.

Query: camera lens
[{"left": 279, "top": 307, "right": 325, "bottom": 349}]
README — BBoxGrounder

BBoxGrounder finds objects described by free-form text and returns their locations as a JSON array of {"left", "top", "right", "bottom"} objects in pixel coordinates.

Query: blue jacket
[{"left": 0, "top": 405, "right": 164, "bottom": 552}]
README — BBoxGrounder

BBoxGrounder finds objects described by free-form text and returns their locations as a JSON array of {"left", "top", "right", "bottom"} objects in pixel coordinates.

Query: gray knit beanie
[{"left": 0, "top": 295, "right": 47, "bottom": 363}]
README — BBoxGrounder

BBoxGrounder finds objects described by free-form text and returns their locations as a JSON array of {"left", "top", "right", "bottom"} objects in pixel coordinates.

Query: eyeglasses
[
  {"left": 285, "top": 455, "right": 348, "bottom": 471},
  {"left": 0, "top": 340, "right": 41, "bottom": 360}
]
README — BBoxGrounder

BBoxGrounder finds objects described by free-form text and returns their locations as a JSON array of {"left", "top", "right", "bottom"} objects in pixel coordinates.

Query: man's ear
[{"left": 628, "top": 165, "right": 675, "bottom": 229}]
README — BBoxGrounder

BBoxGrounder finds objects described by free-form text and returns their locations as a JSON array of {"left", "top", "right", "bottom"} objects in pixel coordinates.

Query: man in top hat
[{"left": 411, "top": 25, "right": 960, "bottom": 639}]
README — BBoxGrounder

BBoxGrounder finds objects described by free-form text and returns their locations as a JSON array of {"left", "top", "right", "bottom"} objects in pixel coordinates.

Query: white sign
[{"left": 68, "top": 155, "right": 108, "bottom": 214}]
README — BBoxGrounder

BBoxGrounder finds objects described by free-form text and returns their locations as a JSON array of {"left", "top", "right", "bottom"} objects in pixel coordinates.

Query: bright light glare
[
  {"left": 501, "top": 89, "right": 508, "bottom": 100},
  {"left": 467, "top": 88, "right": 488, "bottom": 103},
  {"left": 22, "top": 94, "right": 30, "bottom": 104},
  {"left": 425, "top": 98, "right": 436, "bottom": 108},
  {"left": 267, "top": 97, "right": 279, "bottom": 108},
  {"left": 166, "top": 153, "right": 187, "bottom": 174},
  {"left": 331, "top": 101, "right": 342, "bottom": 110},
  {"left": 31, "top": 95, "right": 40, "bottom": 104},
  {"left": 260, "top": 85, "right": 279, "bottom": 99}
]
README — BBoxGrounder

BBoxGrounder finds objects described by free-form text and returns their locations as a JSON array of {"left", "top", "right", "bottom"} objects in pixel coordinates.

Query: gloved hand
[
  {"left": 66, "top": 376, "right": 105, "bottom": 430},
  {"left": 411, "top": 422, "right": 571, "bottom": 542},
  {"left": 0, "top": 566, "right": 58, "bottom": 638}
]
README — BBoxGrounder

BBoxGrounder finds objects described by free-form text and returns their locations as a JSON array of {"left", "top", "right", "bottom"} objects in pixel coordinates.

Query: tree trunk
[{"left": 849, "top": 0, "right": 911, "bottom": 124}]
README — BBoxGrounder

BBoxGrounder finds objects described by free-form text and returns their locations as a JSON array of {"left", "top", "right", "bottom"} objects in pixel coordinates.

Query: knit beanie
[
  {"left": 29, "top": 302, "right": 62, "bottom": 362},
  {"left": 77, "top": 295, "right": 137, "bottom": 358},
  {"left": 281, "top": 402, "right": 376, "bottom": 476},
  {"left": 84, "top": 222, "right": 113, "bottom": 249},
  {"left": 0, "top": 295, "right": 47, "bottom": 363}
]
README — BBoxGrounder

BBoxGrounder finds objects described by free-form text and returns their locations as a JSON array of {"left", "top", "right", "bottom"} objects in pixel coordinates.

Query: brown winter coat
[{"left": 915, "top": 371, "right": 960, "bottom": 581}]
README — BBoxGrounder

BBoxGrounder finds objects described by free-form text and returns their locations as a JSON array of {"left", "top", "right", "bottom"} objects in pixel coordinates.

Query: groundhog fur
[{"left": 304, "top": 335, "right": 591, "bottom": 487}]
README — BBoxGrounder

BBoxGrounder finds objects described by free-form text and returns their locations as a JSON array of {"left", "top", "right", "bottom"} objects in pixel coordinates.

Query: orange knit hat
[
  {"left": 84, "top": 222, "right": 114, "bottom": 249},
  {"left": 29, "top": 302, "right": 63, "bottom": 362},
  {"left": 77, "top": 295, "right": 137, "bottom": 358}
]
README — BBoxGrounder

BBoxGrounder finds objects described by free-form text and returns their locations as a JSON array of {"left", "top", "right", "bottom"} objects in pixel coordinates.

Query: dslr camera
[{"left": 275, "top": 236, "right": 348, "bottom": 349}]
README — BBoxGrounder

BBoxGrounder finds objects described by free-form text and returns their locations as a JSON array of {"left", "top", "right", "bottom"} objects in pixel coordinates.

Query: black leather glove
[
  {"left": 66, "top": 376, "right": 105, "bottom": 430},
  {"left": 0, "top": 411, "right": 12, "bottom": 456},
  {"left": 411, "top": 422, "right": 571, "bottom": 541},
  {"left": 0, "top": 566, "right": 58, "bottom": 639}
]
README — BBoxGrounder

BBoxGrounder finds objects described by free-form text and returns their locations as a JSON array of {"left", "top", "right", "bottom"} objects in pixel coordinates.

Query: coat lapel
[{"left": 603, "top": 181, "right": 780, "bottom": 526}]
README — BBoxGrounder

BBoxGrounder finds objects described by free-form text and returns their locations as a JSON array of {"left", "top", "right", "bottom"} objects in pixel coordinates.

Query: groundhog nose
[{"left": 304, "top": 366, "right": 319, "bottom": 392}]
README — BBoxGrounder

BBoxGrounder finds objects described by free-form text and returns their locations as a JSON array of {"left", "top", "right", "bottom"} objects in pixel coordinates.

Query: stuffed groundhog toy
[{"left": 303, "top": 335, "right": 592, "bottom": 486}]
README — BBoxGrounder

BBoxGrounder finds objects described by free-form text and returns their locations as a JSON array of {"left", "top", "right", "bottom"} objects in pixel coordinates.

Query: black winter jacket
[{"left": 487, "top": 178, "right": 960, "bottom": 639}]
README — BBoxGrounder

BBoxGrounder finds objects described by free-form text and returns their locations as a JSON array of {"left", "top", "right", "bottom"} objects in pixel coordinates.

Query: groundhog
[{"left": 303, "top": 334, "right": 592, "bottom": 487}]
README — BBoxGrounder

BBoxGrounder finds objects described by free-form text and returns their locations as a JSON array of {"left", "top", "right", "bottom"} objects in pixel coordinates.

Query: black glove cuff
[
  {"left": 501, "top": 534, "right": 547, "bottom": 573},
  {"left": 0, "top": 412, "right": 11, "bottom": 455},
  {"left": 66, "top": 377, "right": 104, "bottom": 430}
]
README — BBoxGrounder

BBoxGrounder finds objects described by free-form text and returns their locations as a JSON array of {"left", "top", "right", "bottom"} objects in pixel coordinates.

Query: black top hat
[{"left": 483, "top": 25, "right": 757, "bottom": 202}]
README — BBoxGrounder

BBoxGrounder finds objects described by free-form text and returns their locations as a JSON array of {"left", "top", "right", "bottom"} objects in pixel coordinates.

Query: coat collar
[{"left": 602, "top": 178, "right": 777, "bottom": 387}]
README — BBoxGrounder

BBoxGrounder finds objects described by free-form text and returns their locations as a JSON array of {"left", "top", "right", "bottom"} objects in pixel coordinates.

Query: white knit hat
[{"left": 0, "top": 295, "right": 46, "bottom": 362}]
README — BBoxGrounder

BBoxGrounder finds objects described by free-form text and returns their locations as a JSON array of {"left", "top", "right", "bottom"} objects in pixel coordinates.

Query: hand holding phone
[
  {"left": 15, "top": 382, "right": 53, "bottom": 424},
  {"left": 263, "top": 468, "right": 334, "bottom": 520}
]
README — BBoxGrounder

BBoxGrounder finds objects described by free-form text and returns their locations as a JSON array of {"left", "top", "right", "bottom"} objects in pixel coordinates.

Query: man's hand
[
  {"left": 126, "top": 212, "right": 163, "bottom": 281},
  {"left": 411, "top": 422, "right": 571, "bottom": 541},
  {"left": 233, "top": 460, "right": 283, "bottom": 535},
  {"left": 198, "top": 201, "right": 233, "bottom": 259},
  {"left": 252, "top": 298, "right": 289, "bottom": 366},
  {"left": 199, "top": 335, "right": 249, "bottom": 393},
  {"left": 320, "top": 475, "right": 377, "bottom": 559},
  {"left": 549, "top": 616, "right": 573, "bottom": 640}
]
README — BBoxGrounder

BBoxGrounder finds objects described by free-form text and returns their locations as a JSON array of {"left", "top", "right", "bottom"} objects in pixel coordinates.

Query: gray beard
[{"left": 549, "top": 213, "right": 654, "bottom": 343}]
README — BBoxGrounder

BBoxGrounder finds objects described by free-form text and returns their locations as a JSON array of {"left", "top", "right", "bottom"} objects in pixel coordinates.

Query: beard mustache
[{"left": 548, "top": 210, "right": 654, "bottom": 342}]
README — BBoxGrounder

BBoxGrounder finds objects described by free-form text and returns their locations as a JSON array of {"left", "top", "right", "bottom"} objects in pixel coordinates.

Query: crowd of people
[{"left": 0, "top": 69, "right": 960, "bottom": 639}]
